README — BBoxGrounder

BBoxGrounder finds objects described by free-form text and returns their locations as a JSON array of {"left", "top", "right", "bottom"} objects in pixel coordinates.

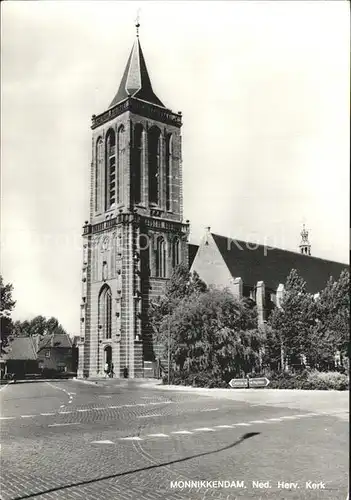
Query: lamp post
[
  {"left": 97, "top": 325, "right": 102, "bottom": 374},
  {"left": 167, "top": 318, "right": 171, "bottom": 385}
]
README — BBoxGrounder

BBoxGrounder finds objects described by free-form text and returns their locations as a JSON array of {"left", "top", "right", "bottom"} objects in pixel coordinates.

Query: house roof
[
  {"left": 211, "top": 233, "right": 348, "bottom": 293},
  {"left": 109, "top": 36, "right": 165, "bottom": 109},
  {"left": 38, "top": 332, "right": 72, "bottom": 351},
  {"left": 4, "top": 337, "right": 38, "bottom": 361}
]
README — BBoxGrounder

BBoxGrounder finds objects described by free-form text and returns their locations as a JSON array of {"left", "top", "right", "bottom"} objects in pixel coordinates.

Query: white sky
[{"left": 1, "top": 1, "right": 349, "bottom": 334}]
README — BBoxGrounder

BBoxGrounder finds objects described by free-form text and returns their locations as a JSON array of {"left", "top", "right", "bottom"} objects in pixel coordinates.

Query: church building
[{"left": 77, "top": 25, "right": 348, "bottom": 379}]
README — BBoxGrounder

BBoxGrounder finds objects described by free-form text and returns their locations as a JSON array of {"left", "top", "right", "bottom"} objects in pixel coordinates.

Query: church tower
[
  {"left": 78, "top": 23, "right": 189, "bottom": 378},
  {"left": 299, "top": 224, "right": 311, "bottom": 256}
]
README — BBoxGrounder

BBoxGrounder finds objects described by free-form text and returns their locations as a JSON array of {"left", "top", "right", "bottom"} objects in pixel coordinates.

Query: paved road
[{"left": 0, "top": 379, "right": 348, "bottom": 500}]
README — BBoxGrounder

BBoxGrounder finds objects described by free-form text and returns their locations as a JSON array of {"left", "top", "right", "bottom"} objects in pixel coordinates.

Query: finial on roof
[{"left": 135, "top": 8, "right": 141, "bottom": 37}]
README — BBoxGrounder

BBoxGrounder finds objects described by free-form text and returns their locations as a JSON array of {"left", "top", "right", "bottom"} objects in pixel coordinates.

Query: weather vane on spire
[{"left": 135, "top": 8, "right": 141, "bottom": 37}]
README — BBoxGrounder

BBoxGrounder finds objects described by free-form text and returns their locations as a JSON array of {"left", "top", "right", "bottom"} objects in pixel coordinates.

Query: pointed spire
[{"left": 109, "top": 22, "right": 165, "bottom": 109}]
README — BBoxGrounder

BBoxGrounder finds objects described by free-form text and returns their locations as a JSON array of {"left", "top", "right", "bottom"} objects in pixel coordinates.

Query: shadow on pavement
[{"left": 11, "top": 432, "right": 260, "bottom": 500}]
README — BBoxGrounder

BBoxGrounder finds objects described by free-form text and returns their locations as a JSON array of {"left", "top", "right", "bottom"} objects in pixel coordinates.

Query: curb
[
  {"left": 0, "top": 380, "right": 14, "bottom": 390},
  {"left": 72, "top": 377, "right": 99, "bottom": 386}
]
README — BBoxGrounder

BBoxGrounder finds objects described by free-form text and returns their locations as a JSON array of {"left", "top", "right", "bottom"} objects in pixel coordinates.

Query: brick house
[
  {"left": 2, "top": 337, "right": 38, "bottom": 378},
  {"left": 2, "top": 333, "right": 73, "bottom": 378},
  {"left": 36, "top": 333, "right": 73, "bottom": 374}
]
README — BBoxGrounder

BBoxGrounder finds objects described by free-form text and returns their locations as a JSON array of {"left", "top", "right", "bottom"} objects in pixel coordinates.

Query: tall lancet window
[
  {"left": 133, "top": 124, "right": 143, "bottom": 204},
  {"left": 95, "top": 137, "right": 103, "bottom": 212},
  {"left": 155, "top": 237, "right": 166, "bottom": 278},
  {"left": 148, "top": 127, "right": 161, "bottom": 205},
  {"left": 99, "top": 285, "right": 112, "bottom": 339},
  {"left": 117, "top": 126, "right": 125, "bottom": 205},
  {"left": 172, "top": 238, "right": 180, "bottom": 268},
  {"left": 165, "top": 134, "right": 172, "bottom": 211},
  {"left": 105, "top": 129, "right": 116, "bottom": 210}
]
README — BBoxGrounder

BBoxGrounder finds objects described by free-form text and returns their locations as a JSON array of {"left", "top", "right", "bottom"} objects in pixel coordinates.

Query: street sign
[
  {"left": 228, "top": 377, "right": 270, "bottom": 388},
  {"left": 229, "top": 378, "right": 248, "bottom": 388},
  {"left": 248, "top": 377, "right": 270, "bottom": 388}
]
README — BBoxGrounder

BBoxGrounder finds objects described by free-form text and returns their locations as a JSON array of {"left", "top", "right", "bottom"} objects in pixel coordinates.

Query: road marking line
[
  {"left": 41, "top": 413, "right": 55, "bottom": 416},
  {"left": 147, "top": 433, "right": 169, "bottom": 438},
  {"left": 137, "top": 414, "right": 162, "bottom": 418},
  {"left": 280, "top": 416, "right": 298, "bottom": 420},
  {"left": 172, "top": 430, "right": 193, "bottom": 435},
  {"left": 149, "top": 401, "right": 172, "bottom": 405},
  {"left": 21, "top": 415, "right": 36, "bottom": 418},
  {"left": 120, "top": 436, "right": 143, "bottom": 441},
  {"left": 77, "top": 409, "right": 90, "bottom": 412},
  {"left": 48, "top": 423, "right": 81, "bottom": 427},
  {"left": 107, "top": 406, "right": 120, "bottom": 409},
  {"left": 93, "top": 408, "right": 105, "bottom": 411},
  {"left": 91, "top": 440, "right": 114, "bottom": 444},
  {"left": 0, "top": 416, "right": 15, "bottom": 420},
  {"left": 233, "top": 423, "right": 251, "bottom": 426},
  {"left": 201, "top": 408, "right": 219, "bottom": 412},
  {"left": 249, "top": 420, "right": 266, "bottom": 424},
  {"left": 59, "top": 411, "right": 72, "bottom": 414},
  {"left": 267, "top": 418, "right": 283, "bottom": 422},
  {"left": 214, "top": 424, "right": 233, "bottom": 429},
  {"left": 193, "top": 427, "right": 215, "bottom": 432}
]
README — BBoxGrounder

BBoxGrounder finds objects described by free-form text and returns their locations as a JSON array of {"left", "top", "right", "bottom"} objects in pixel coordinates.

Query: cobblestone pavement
[{"left": 0, "top": 380, "right": 348, "bottom": 500}]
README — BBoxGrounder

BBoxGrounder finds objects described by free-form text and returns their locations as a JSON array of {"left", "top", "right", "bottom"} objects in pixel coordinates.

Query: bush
[
  {"left": 304, "top": 370, "right": 349, "bottom": 391},
  {"left": 269, "top": 370, "right": 349, "bottom": 390},
  {"left": 163, "top": 370, "right": 228, "bottom": 388},
  {"left": 162, "top": 369, "right": 349, "bottom": 390}
]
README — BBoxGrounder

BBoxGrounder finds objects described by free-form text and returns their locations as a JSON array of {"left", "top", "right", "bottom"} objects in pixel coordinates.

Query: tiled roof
[
  {"left": 5, "top": 337, "right": 38, "bottom": 361},
  {"left": 38, "top": 332, "right": 72, "bottom": 351},
  {"left": 188, "top": 243, "right": 199, "bottom": 268},
  {"left": 110, "top": 37, "right": 165, "bottom": 109},
  {"left": 212, "top": 233, "right": 348, "bottom": 293}
]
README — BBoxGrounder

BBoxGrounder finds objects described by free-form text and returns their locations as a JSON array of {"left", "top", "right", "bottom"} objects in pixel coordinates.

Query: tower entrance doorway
[{"left": 104, "top": 346, "right": 112, "bottom": 374}]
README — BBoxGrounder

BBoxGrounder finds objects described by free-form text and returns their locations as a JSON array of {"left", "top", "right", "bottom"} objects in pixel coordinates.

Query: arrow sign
[
  {"left": 248, "top": 377, "right": 270, "bottom": 388},
  {"left": 229, "top": 378, "right": 248, "bottom": 388}
]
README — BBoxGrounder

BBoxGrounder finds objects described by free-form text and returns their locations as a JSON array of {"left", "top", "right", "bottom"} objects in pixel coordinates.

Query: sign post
[
  {"left": 248, "top": 377, "right": 270, "bottom": 388},
  {"left": 229, "top": 378, "right": 249, "bottom": 388},
  {"left": 229, "top": 377, "right": 270, "bottom": 389}
]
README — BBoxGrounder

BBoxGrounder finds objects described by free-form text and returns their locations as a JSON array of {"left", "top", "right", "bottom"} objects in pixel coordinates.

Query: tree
[
  {"left": 0, "top": 275, "right": 16, "bottom": 353},
  {"left": 149, "top": 264, "right": 262, "bottom": 381},
  {"left": 11, "top": 316, "right": 68, "bottom": 338},
  {"left": 29, "top": 316, "right": 47, "bottom": 336},
  {"left": 149, "top": 264, "right": 208, "bottom": 349},
  {"left": 267, "top": 269, "right": 315, "bottom": 372},
  {"left": 167, "top": 288, "right": 260, "bottom": 378},
  {"left": 311, "top": 269, "right": 350, "bottom": 368}
]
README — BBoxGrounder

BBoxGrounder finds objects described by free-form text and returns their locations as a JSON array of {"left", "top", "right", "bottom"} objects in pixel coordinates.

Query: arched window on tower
[
  {"left": 172, "top": 238, "right": 180, "bottom": 268},
  {"left": 133, "top": 124, "right": 143, "bottom": 205},
  {"left": 117, "top": 126, "right": 125, "bottom": 205},
  {"left": 105, "top": 129, "right": 116, "bottom": 210},
  {"left": 99, "top": 285, "right": 112, "bottom": 339},
  {"left": 95, "top": 137, "right": 103, "bottom": 212},
  {"left": 165, "top": 134, "right": 172, "bottom": 211},
  {"left": 155, "top": 237, "right": 166, "bottom": 277},
  {"left": 148, "top": 127, "right": 161, "bottom": 205}
]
